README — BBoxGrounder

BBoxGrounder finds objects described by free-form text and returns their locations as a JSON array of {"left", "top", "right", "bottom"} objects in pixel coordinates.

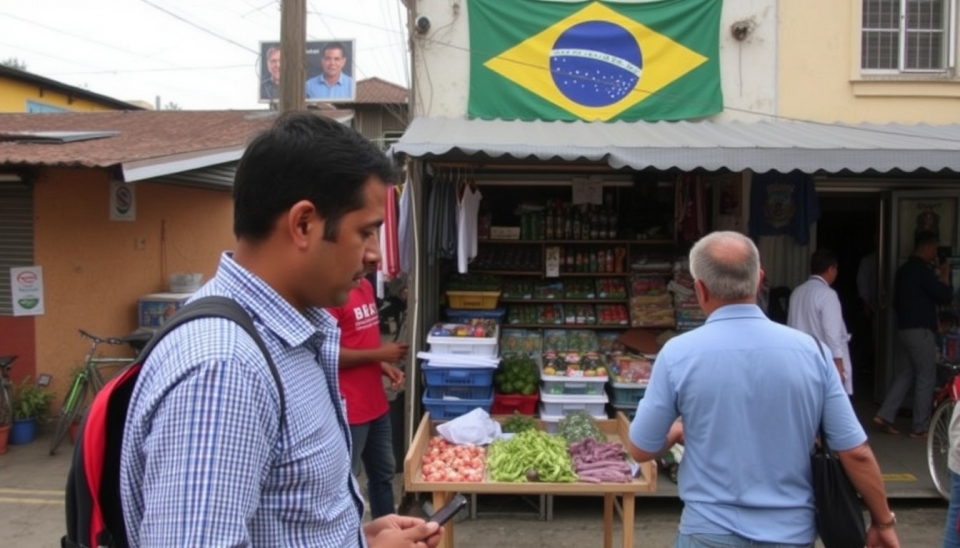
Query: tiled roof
[
  {"left": 353, "top": 77, "right": 408, "bottom": 104},
  {"left": 0, "top": 65, "right": 145, "bottom": 111},
  {"left": 0, "top": 109, "right": 353, "bottom": 169}
]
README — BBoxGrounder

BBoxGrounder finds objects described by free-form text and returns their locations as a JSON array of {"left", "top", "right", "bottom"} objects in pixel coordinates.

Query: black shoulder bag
[{"left": 810, "top": 338, "right": 867, "bottom": 548}]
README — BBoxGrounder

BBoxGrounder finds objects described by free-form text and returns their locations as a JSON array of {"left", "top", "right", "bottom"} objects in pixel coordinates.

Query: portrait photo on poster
[
  {"left": 897, "top": 197, "right": 958, "bottom": 264},
  {"left": 258, "top": 40, "right": 357, "bottom": 103}
]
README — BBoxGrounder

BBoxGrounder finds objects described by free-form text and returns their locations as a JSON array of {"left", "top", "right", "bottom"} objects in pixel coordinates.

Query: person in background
[
  {"left": 627, "top": 231, "right": 899, "bottom": 548},
  {"left": 943, "top": 400, "right": 960, "bottom": 548},
  {"left": 788, "top": 248, "right": 853, "bottom": 395},
  {"left": 305, "top": 42, "right": 354, "bottom": 99},
  {"left": 874, "top": 231, "right": 954, "bottom": 438},
  {"left": 328, "top": 261, "right": 408, "bottom": 519},
  {"left": 120, "top": 112, "right": 441, "bottom": 548},
  {"left": 260, "top": 46, "right": 281, "bottom": 101}
]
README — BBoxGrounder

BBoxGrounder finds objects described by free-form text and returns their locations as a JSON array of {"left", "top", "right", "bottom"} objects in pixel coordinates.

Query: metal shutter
[{"left": 0, "top": 180, "right": 34, "bottom": 315}]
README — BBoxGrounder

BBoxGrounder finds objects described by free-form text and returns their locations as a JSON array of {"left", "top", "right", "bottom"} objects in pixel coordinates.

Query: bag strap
[
  {"left": 810, "top": 335, "right": 830, "bottom": 453},
  {"left": 137, "top": 295, "right": 286, "bottom": 421}
]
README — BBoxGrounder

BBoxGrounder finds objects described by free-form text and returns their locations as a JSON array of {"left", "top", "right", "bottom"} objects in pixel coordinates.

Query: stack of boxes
[
  {"left": 670, "top": 261, "right": 707, "bottom": 332},
  {"left": 420, "top": 321, "right": 499, "bottom": 420},
  {"left": 537, "top": 330, "right": 609, "bottom": 432}
]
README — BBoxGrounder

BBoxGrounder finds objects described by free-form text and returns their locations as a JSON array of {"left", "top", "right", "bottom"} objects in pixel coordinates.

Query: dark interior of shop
[{"left": 817, "top": 193, "right": 881, "bottom": 402}]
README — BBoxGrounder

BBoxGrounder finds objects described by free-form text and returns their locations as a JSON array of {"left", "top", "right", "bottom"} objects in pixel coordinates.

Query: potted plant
[{"left": 10, "top": 378, "right": 53, "bottom": 445}]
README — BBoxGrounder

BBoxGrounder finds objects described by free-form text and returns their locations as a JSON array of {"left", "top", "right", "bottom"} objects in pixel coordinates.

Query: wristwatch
[{"left": 873, "top": 512, "right": 897, "bottom": 529}]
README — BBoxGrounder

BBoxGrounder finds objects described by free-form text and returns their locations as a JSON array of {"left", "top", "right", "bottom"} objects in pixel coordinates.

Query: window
[
  {"left": 25, "top": 100, "right": 68, "bottom": 113},
  {"left": 862, "top": 0, "right": 955, "bottom": 72},
  {"left": 381, "top": 131, "right": 404, "bottom": 151},
  {"left": 0, "top": 181, "right": 35, "bottom": 315}
]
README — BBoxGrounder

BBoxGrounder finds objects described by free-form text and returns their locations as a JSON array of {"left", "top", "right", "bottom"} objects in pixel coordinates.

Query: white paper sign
[
  {"left": 110, "top": 180, "right": 136, "bottom": 221},
  {"left": 571, "top": 176, "right": 603, "bottom": 205},
  {"left": 10, "top": 266, "right": 44, "bottom": 316}
]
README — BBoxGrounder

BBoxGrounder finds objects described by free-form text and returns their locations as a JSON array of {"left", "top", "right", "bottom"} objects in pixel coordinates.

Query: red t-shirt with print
[{"left": 328, "top": 279, "right": 388, "bottom": 425}]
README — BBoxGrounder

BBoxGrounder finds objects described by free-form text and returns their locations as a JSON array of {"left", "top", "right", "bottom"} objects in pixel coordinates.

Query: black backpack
[{"left": 62, "top": 296, "right": 285, "bottom": 548}]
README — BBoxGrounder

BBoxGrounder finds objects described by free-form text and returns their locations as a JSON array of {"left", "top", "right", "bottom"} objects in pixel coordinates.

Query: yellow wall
[
  {"left": 33, "top": 168, "right": 235, "bottom": 402},
  {"left": 779, "top": 0, "right": 960, "bottom": 123},
  {"left": 0, "top": 76, "right": 122, "bottom": 112}
]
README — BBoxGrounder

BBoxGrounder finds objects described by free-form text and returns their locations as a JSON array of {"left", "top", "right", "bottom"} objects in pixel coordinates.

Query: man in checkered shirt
[{"left": 120, "top": 113, "right": 443, "bottom": 548}]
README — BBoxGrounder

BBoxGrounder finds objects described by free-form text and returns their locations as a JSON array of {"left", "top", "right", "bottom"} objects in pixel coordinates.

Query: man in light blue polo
[
  {"left": 305, "top": 42, "right": 354, "bottom": 100},
  {"left": 627, "top": 231, "right": 899, "bottom": 548}
]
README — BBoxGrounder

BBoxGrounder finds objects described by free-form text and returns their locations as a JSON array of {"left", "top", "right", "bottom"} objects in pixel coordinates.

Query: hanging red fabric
[{"left": 381, "top": 184, "right": 400, "bottom": 278}]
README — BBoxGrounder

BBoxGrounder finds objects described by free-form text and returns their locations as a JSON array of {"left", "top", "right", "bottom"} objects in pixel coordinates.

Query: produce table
[{"left": 404, "top": 412, "right": 657, "bottom": 548}]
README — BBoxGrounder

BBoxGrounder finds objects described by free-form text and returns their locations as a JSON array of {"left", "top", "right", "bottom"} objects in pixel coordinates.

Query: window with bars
[{"left": 862, "top": 0, "right": 954, "bottom": 72}]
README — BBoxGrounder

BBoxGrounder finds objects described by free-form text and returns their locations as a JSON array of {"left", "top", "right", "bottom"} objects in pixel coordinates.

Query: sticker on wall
[
  {"left": 10, "top": 266, "right": 44, "bottom": 316},
  {"left": 110, "top": 180, "right": 136, "bottom": 221}
]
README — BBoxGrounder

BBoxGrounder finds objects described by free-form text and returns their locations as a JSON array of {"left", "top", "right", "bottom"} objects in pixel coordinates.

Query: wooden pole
[{"left": 279, "top": 0, "right": 306, "bottom": 113}]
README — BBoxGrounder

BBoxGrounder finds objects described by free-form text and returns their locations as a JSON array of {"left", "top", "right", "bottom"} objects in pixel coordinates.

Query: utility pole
[{"left": 279, "top": 0, "right": 306, "bottom": 113}]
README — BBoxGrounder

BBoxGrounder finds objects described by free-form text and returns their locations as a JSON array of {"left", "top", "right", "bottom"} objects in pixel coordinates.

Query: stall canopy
[{"left": 391, "top": 117, "right": 960, "bottom": 174}]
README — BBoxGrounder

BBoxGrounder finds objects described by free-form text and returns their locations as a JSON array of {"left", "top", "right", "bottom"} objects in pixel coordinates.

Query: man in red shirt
[{"left": 328, "top": 265, "right": 408, "bottom": 519}]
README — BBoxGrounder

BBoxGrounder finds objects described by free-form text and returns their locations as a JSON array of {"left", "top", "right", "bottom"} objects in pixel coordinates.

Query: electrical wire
[{"left": 138, "top": 0, "right": 259, "bottom": 54}]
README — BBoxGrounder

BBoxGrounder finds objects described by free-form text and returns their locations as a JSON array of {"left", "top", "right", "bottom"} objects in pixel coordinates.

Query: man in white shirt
[{"left": 788, "top": 248, "right": 853, "bottom": 395}]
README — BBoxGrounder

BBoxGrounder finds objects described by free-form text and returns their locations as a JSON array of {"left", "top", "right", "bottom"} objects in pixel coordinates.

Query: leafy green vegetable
[
  {"left": 557, "top": 411, "right": 605, "bottom": 444},
  {"left": 502, "top": 411, "right": 537, "bottom": 434}
]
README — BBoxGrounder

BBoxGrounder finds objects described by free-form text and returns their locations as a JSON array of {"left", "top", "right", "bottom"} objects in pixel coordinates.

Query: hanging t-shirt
[
  {"left": 326, "top": 279, "right": 388, "bottom": 425},
  {"left": 457, "top": 186, "right": 482, "bottom": 274},
  {"left": 749, "top": 171, "right": 819, "bottom": 245}
]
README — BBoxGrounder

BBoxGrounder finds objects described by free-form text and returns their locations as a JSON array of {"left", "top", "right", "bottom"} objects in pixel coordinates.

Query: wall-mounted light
[{"left": 0, "top": 173, "right": 22, "bottom": 182}]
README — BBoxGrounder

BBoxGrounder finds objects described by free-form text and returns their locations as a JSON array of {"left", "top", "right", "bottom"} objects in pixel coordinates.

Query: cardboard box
[
  {"left": 138, "top": 292, "right": 192, "bottom": 328},
  {"left": 490, "top": 226, "right": 521, "bottom": 240}
]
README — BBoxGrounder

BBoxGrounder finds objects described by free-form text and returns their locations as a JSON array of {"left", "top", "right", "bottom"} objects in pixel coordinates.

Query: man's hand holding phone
[{"left": 365, "top": 514, "right": 444, "bottom": 548}]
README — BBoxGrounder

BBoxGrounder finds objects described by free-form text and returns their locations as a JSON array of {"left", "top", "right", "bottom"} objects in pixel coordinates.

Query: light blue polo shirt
[{"left": 630, "top": 304, "right": 865, "bottom": 544}]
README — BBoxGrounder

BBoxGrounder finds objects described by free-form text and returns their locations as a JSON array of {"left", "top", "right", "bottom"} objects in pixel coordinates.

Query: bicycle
[
  {"left": 927, "top": 360, "right": 960, "bottom": 499},
  {"left": 48, "top": 329, "right": 152, "bottom": 456},
  {"left": 0, "top": 354, "right": 17, "bottom": 436}
]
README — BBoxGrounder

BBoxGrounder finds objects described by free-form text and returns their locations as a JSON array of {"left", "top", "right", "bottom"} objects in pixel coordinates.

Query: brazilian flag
[{"left": 467, "top": 0, "right": 723, "bottom": 122}]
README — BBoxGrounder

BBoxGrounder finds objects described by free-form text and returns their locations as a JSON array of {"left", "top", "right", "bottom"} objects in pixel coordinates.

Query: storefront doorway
[{"left": 816, "top": 192, "right": 882, "bottom": 403}]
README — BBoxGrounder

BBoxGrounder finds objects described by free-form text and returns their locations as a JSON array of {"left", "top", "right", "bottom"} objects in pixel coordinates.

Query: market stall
[{"left": 404, "top": 412, "right": 656, "bottom": 548}]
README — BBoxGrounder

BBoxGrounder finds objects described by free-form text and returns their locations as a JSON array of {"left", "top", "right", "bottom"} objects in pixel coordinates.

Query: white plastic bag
[{"left": 436, "top": 408, "right": 502, "bottom": 445}]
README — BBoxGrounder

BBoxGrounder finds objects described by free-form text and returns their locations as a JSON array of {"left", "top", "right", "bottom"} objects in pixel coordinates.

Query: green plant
[{"left": 13, "top": 378, "right": 54, "bottom": 421}]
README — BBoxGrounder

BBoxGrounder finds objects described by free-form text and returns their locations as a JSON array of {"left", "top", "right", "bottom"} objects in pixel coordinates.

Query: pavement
[{"left": 0, "top": 420, "right": 952, "bottom": 547}]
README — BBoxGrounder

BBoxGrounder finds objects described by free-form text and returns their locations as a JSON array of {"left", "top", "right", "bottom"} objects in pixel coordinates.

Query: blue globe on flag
[{"left": 549, "top": 21, "right": 643, "bottom": 108}]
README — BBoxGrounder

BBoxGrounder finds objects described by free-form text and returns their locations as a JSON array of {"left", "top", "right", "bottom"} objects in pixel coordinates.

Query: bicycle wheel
[
  {"left": 928, "top": 399, "right": 954, "bottom": 500},
  {"left": 49, "top": 376, "right": 88, "bottom": 456}
]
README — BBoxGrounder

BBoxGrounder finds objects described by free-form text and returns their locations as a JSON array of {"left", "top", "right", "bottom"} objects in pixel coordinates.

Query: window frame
[{"left": 861, "top": 0, "right": 958, "bottom": 74}]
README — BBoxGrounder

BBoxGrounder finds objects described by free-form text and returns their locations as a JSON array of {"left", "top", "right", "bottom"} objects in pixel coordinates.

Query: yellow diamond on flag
[{"left": 484, "top": 2, "right": 709, "bottom": 121}]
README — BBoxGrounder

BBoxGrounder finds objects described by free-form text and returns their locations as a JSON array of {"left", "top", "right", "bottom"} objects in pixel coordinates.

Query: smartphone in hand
[{"left": 428, "top": 494, "right": 468, "bottom": 526}]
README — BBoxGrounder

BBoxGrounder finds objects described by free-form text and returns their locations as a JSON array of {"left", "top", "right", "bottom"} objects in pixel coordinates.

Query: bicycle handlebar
[{"left": 78, "top": 329, "right": 125, "bottom": 346}]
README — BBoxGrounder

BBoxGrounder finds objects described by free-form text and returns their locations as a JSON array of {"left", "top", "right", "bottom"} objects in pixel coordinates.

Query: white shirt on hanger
[
  {"left": 457, "top": 186, "right": 482, "bottom": 274},
  {"left": 787, "top": 275, "right": 853, "bottom": 395}
]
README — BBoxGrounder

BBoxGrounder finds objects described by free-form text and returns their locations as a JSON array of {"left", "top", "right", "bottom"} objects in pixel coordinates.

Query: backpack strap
[{"left": 139, "top": 296, "right": 286, "bottom": 419}]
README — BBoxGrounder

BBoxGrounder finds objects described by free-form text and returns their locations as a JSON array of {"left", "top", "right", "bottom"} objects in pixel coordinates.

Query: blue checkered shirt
[{"left": 120, "top": 252, "right": 366, "bottom": 547}]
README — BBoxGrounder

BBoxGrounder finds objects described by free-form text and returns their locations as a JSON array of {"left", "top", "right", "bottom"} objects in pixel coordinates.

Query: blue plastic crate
[
  {"left": 422, "top": 386, "right": 495, "bottom": 420},
  {"left": 445, "top": 307, "right": 506, "bottom": 324},
  {"left": 609, "top": 381, "right": 647, "bottom": 406},
  {"left": 422, "top": 363, "right": 495, "bottom": 387},
  {"left": 424, "top": 384, "right": 492, "bottom": 401}
]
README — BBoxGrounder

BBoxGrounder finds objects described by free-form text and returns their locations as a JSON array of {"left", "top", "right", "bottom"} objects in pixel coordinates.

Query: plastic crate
[
  {"left": 446, "top": 290, "right": 501, "bottom": 310},
  {"left": 422, "top": 363, "right": 496, "bottom": 387},
  {"left": 422, "top": 386, "right": 494, "bottom": 420},
  {"left": 445, "top": 307, "right": 507, "bottom": 324},
  {"left": 539, "top": 405, "right": 608, "bottom": 434},
  {"left": 427, "top": 334, "right": 498, "bottom": 357},
  {"left": 612, "top": 402, "right": 637, "bottom": 421},
  {"left": 539, "top": 391, "right": 609, "bottom": 417},
  {"left": 540, "top": 371, "right": 608, "bottom": 396},
  {"left": 425, "top": 384, "right": 492, "bottom": 401},
  {"left": 609, "top": 381, "right": 648, "bottom": 407},
  {"left": 492, "top": 392, "right": 539, "bottom": 415}
]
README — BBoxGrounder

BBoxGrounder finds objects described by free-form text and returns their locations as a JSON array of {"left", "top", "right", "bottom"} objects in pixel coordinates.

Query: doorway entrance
[{"left": 816, "top": 193, "right": 881, "bottom": 402}]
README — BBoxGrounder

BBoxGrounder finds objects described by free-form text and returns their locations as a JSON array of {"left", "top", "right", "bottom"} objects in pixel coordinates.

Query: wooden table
[{"left": 403, "top": 412, "right": 657, "bottom": 548}]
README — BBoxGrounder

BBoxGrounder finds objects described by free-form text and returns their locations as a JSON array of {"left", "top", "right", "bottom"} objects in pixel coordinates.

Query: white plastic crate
[
  {"left": 539, "top": 405, "right": 608, "bottom": 434},
  {"left": 540, "top": 370, "right": 609, "bottom": 396},
  {"left": 539, "top": 391, "right": 609, "bottom": 417},
  {"left": 427, "top": 335, "right": 498, "bottom": 357}
]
